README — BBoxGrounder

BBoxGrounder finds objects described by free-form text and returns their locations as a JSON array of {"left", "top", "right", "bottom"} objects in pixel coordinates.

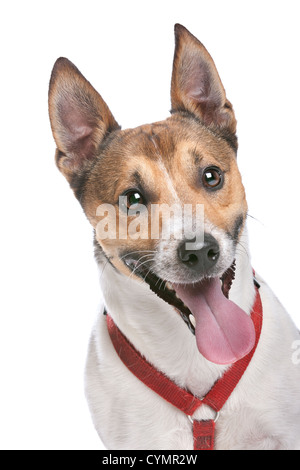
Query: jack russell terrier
[{"left": 49, "top": 24, "right": 300, "bottom": 450}]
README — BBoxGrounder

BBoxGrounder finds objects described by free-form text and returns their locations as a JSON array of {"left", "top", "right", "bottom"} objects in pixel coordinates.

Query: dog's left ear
[{"left": 171, "top": 24, "right": 236, "bottom": 134}]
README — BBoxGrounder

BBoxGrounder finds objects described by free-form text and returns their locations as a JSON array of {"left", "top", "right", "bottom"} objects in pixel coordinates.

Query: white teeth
[
  {"left": 165, "top": 282, "right": 172, "bottom": 290},
  {"left": 189, "top": 314, "right": 196, "bottom": 328}
]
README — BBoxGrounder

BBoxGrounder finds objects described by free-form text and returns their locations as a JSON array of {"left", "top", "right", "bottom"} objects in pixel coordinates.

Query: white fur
[{"left": 85, "top": 229, "right": 300, "bottom": 450}]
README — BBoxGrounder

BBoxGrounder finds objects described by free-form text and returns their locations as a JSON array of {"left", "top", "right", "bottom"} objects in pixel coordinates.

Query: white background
[{"left": 1, "top": 0, "right": 299, "bottom": 450}]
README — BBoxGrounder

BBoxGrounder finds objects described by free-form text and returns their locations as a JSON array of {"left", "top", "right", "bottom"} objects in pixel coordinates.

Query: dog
[{"left": 48, "top": 24, "right": 300, "bottom": 450}]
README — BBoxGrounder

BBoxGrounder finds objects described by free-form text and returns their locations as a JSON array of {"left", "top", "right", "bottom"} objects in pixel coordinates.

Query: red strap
[
  {"left": 193, "top": 420, "right": 215, "bottom": 450},
  {"left": 106, "top": 314, "right": 202, "bottom": 416},
  {"left": 106, "top": 284, "right": 263, "bottom": 450}
]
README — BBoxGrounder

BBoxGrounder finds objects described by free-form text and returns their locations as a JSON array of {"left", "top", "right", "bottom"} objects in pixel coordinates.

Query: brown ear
[
  {"left": 171, "top": 24, "right": 236, "bottom": 134},
  {"left": 48, "top": 58, "right": 120, "bottom": 184}
]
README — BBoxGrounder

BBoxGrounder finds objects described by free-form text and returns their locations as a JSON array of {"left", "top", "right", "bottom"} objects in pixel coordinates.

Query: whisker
[
  {"left": 143, "top": 266, "right": 157, "bottom": 285},
  {"left": 99, "top": 256, "right": 114, "bottom": 279},
  {"left": 246, "top": 213, "right": 264, "bottom": 225},
  {"left": 128, "top": 256, "right": 155, "bottom": 280},
  {"left": 99, "top": 249, "right": 157, "bottom": 280},
  {"left": 120, "top": 250, "right": 157, "bottom": 262},
  {"left": 134, "top": 263, "right": 157, "bottom": 287},
  {"left": 136, "top": 253, "right": 156, "bottom": 264}
]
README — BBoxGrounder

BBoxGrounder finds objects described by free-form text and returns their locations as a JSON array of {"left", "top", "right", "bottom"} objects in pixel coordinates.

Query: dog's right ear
[{"left": 48, "top": 58, "right": 120, "bottom": 184}]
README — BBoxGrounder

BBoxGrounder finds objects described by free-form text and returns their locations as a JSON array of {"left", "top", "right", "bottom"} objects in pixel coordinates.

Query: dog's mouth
[{"left": 124, "top": 258, "right": 256, "bottom": 365}]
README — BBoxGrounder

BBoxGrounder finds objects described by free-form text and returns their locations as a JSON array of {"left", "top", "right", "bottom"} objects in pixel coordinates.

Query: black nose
[{"left": 177, "top": 234, "right": 220, "bottom": 274}]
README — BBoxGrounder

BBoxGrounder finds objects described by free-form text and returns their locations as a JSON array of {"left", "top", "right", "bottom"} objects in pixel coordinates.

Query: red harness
[{"left": 106, "top": 281, "right": 263, "bottom": 450}]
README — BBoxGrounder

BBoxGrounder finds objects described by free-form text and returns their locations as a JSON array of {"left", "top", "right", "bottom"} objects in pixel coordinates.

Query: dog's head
[{"left": 49, "top": 25, "right": 254, "bottom": 365}]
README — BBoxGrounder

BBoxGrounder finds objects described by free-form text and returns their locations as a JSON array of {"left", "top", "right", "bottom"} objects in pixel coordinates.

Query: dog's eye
[
  {"left": 119, "top": 190, "right": 146, "bottom": 213},
  {"left": 127, "top": 191, "right": 143, "bottom": 208},
  {"left": 202, "top": 167, "right": 224, "bottom": 190}
]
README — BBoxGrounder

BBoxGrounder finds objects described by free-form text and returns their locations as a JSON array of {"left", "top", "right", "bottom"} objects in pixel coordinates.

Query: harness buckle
[{"left": 188, "top": 409, "right": 220, "bottom": 424}]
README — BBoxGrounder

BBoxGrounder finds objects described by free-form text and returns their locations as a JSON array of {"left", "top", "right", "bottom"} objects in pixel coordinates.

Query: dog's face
[
  {"left": 49, "top": 25, "right": 252, "bottom": 364},
  {"left": 83, "top": 116, "right": 245, "bottom": 283}
]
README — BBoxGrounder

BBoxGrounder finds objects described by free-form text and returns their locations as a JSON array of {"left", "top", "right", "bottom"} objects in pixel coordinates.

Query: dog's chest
[
  {"left": 85, "top": 278, "right": 300, "bottom": 450},
  {"left": 86, "top": 324, "right": 292, "bottom": 450}
]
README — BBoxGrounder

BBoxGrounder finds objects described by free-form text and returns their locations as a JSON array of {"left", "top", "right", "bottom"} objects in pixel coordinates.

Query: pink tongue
[{"left": 173, "top": 278, "right": 255, "bottom": 365}]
